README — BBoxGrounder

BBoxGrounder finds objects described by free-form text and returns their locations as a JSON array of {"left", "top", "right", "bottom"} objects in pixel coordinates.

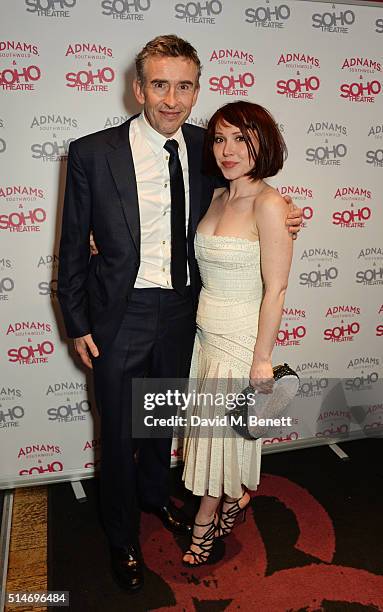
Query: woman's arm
[{"left": 250, "top": 191, "right": 293, "bottom": 390}]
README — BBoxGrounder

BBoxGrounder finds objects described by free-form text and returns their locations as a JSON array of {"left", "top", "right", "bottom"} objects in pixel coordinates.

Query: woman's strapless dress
[{"left": 182, "top": 233, "right": 263, "bottom": 498}]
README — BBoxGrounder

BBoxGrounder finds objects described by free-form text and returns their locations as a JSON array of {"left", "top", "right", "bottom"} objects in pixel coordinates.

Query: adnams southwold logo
[
  {"left": 341, "top": 56, "right": 381, "bottom": 75},
  {"left": 0, "top": 41, "right": 39, "bottom": 58},
  {"left": 300, "top": 246, "right": 338, "bottom": 264},
  {"left": 307, "top": 121, "right": 348, "bottom": 139},
  {"left": 209, "top": 49, "right": 254, "bottom": 66},
  {"left": 65, "top": 43, "right": 113, "bottom": 60},
  {"left": 104, "top": 115, "right": 129, "bottom": 128},
  {"left": 368, "top": 124, "right": 383, "bottom": 140},
  {"left": 30, "top": 114, "right": 79, "bottom": 132},
  {"left": 101, "top": 0, "right": 151, "bottom": 20},
  {"left": 277, "top": 52, "right": 320, "bottom": 70},
  {"left": 25, "top": 0, "right": 77, "bottom": 17}
]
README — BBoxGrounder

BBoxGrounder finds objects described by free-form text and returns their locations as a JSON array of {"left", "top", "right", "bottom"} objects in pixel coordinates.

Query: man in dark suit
[{"left": 58, "top": 34, "right": 302, "bottom": 592}]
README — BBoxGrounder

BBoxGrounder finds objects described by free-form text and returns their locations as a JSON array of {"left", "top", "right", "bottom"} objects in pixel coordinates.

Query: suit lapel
[{"left": 106, "top": 118, "right": 140, "bottom": 258}]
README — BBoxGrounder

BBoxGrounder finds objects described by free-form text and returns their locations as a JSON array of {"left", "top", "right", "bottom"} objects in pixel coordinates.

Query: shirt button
[
  {"left": 163, "top": 211, "right": 166, "bottom": 216},
  {"left": 162, "top": 240, "right": 166, "bottom": 245},
  {"left": 164, "top": 183, "right": 168, "bottom": 188},
  {"left": 162, "top": 267, "right": 166, "bottom": 272}
]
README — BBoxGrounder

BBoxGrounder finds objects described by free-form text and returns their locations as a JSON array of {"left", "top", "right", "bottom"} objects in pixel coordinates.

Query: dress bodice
[{"left": 195, "top": 232, "right": 263, "bottom": 334}]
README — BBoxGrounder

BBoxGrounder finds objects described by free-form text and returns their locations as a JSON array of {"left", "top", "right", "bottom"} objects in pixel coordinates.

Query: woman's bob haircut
[{"left": 204, "top": 101, "right": 287, "bottom": 181}]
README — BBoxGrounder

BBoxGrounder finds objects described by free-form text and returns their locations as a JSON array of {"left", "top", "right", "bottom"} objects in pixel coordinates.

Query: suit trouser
[{"left": 92, "top": 287, "right": 196, "bottom": 549}]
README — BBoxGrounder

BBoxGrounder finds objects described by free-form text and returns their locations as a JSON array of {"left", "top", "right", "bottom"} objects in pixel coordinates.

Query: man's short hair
[
  {"left": 135, "top": 34, "right": 202, "bottom": 84},
  {"left": 204, "top": 101, "right": 287, "bottom": 181}
]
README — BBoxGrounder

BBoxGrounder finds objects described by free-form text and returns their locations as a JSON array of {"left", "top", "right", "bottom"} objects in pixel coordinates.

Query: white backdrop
[{"left": 1, "top": 0, "right": 382, "bottom": 488}]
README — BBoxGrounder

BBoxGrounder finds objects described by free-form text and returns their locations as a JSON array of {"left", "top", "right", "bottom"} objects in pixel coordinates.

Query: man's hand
[
  {"left": 283, "top": 195, "right": 303, "bottom": 240},
  {"left": 74, "top": 334, "right": 99, "bottom": 369},
  {"left": 90, "top": 231, "right": 99, "bottom": 256}
]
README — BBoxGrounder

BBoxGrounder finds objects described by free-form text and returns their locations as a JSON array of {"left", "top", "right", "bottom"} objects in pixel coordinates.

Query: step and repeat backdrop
[{"left": 1, "top": 0, "right": 382, "bottom": 487}]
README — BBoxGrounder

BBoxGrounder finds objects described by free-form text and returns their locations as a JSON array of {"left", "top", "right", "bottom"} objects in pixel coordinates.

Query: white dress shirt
[{"left": 130, "top": 112, "right": 190, "bottom": 289}]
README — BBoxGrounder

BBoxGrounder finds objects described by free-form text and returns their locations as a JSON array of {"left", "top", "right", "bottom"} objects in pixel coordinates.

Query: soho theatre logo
[
  {"left": 276, "top": 307, "right": 306, "bottom": 347},
  {"left": 25, "top": 0, "right": 77, "bottom": 17},
  {"left": 305, "top": 140, "right": 347, "bottom": 166},
  {"left": 0, "top": 117, "right": 5, "bottom": 154},
  {"left": 47, "top": 398, "right": 91, "bottom": 424},
  {"left": 101, "top": 0, "right": 151, "bottom": 20},
  {"left": 31, "top": 133, "right": 74, "bottom": 161},
  {"left": 174, "top": 0, "right": 222, "bottom": 24},
  {"left": 0, "top": 256, "right": 15, "bottom": 303},
  {"left": 0, "top": 404, "right": 25, "bottom": 429},
  {"left": 6, "top": 320, "right": 55, "bottom": 366},
  {"left": 340, "top": 75, "right": 382, "bottom": 104},
  {"left": 375, "top": 16, "right": 383, "bottom": 33},
  {"left": 0, "top": 185, "right": 47, "bottom": 232},
  {"left": 245, "top": 3, "right": 291, "bottom": 29},
  {"left": 31, "top": 113, "right": 79, "bottom": 132},
  {"left": 65, "top": 64, "right": 115, "bottom": 93},
  {"left": 209, "top": 48, "right": 255, "bottom": 97},
  {"left": 366, "top": 146, "right": 383, "bottom": 168},
  {"left": 332, "top": 186, "right": 372, "bottom": 229},
  {"left": 277, "top": 185, "right": 314, "bottom": 228},
  {"left": 0, "top": 62, "right": 42, "bottom": 92},
  {"left": 312, "top": 6, "right": 355, "bottom": 33},
  {"left": 276, "top": 51, "right": 321, "bottom": 100}
]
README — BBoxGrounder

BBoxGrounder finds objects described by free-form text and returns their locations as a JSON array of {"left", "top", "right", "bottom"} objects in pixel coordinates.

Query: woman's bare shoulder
[{"left": 256, "top": 184, "right": 288, "bottom": 212}]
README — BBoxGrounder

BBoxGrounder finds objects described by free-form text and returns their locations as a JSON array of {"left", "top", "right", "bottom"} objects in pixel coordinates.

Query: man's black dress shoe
[
  {"left": 144, "top": 501, "right": 192, "bottom": 535},
  {"left": 111, "top": 545, "right": 144, "bottom": 592}
]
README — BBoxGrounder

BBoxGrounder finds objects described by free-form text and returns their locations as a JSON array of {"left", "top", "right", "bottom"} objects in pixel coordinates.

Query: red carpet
[{"left": 48, "top": 439, "right": 383, "bottom": 611}]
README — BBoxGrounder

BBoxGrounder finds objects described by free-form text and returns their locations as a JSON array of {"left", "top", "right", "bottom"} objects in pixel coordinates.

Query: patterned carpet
[{"left": 48, "top": 439, "right": 383, "bottom": 611}]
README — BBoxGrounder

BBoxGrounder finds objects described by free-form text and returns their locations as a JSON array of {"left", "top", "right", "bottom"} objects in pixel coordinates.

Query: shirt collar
[{"left": 137, "top": 111, "right": 185, "bottom": 156}]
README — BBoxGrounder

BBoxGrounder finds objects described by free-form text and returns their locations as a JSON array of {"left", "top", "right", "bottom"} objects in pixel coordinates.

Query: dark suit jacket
[{"left": 58, "top": 116, "right": 217, "bottom": 350}]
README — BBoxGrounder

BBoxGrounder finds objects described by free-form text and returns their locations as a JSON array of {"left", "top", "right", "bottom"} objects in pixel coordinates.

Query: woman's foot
[
  {"left": 182, "top": 514, "right": 218, "bottom": 566},
  {"left": 217, "top": 490, "right": 250, "bottom": 538}
]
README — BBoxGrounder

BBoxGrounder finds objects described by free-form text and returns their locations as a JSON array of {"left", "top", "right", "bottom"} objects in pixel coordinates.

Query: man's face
[{"left": 133, "top": 55, "right": 200, "bottom": 137}]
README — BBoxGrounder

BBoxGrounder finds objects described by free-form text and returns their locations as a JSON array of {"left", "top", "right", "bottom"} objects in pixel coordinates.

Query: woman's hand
[
  {"left": 249, "top": 359, "right": 274, "bottom": 394},
  {"left": 283, "top": 195, "right": 303, "bottom": 240}
]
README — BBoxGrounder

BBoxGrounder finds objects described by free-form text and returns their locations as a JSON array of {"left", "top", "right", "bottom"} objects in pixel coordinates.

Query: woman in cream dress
[{"left": 182, "top": 101, "right": 293, "bottom": 566}]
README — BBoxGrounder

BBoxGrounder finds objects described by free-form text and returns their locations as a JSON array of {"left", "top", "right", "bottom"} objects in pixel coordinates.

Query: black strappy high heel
[
  {"left": 182, "top": 515, "right": 217, "bottom": 567},
  {"left": 217, "top": 493, "right": 250, "bottom": 539}
]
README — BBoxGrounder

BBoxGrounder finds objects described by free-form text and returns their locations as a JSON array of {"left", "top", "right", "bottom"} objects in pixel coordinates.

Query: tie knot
[{"left": 164, "top": 139, "right": 179, "bottom": 156}]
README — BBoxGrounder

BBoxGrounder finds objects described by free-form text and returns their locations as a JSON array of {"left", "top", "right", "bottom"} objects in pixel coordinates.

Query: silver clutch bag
[{"left": 227, "top": 363, "right": 299, "bottom": 440}]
